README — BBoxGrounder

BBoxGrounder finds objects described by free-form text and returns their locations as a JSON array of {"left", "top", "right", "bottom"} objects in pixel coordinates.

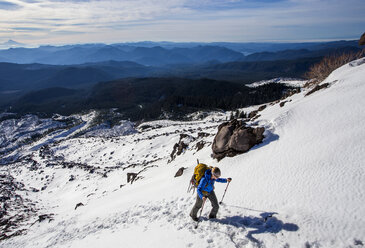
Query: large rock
[
  {"left": 212, "top": 119, "right": 265, "bottom": 161},
  {"left": 359, "top": 32, "right": 365, "bottom": 46}
]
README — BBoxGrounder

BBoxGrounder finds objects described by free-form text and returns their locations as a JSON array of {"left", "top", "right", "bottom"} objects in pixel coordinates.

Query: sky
[{"left": 0, "top": 0, "right": 364, "bottom": 45}]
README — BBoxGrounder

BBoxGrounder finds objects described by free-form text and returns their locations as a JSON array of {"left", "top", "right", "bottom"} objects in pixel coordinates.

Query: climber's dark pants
[{"left": 190, "top": 191, "right": 219, "bottom": 218}]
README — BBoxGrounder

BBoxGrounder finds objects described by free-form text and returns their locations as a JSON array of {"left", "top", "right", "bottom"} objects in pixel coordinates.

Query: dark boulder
[
  {"left": 196, "top": 141, "right": 206, "bottom": 151},
  {"left": 174, "top": 167, "right": 186, "bottom": 177},
  {"left": 212, "top": 119, "right": 265, "bottom": 161},
  {"left": 127, "top": 173, "right": 137, "bottom": 184},
  {"left": 248, "top": 110, "right": 258, "bottom": 119},
  {"left": 37, "top": 214, "right": 54, "bottom": 223},
  {"left": 258, "top": 105, "right": 267, "bottom": 111},
  {"left": 30, "top": 214, "right": 54, "bottom": 226},
  {"left": 75, "top": 202, "right": 84, "bottom": 210},
  {"left": 280, "top": 101, "right": 288, "bottom": 107}
]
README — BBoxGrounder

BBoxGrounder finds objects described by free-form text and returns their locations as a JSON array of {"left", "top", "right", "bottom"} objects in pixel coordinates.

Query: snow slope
[
  {"left": 1, "top": 58, "right": 365, "bottom": 248},
  {"left": 247, "top": 77, "right": 307, "bottom": 88}
]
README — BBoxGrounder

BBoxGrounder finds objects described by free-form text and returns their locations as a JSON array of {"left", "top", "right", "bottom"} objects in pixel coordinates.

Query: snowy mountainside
[
  {"left": 0, "top": 115, "right": 67, "bottom": 156},
  {"left": 247, "top": 77, "right": 307, "bottom": 88},
  {"left": 1, "top": 58, "right": 365, "bottom": 247}
]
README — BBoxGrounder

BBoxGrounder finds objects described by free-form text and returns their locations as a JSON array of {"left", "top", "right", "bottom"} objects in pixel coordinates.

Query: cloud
[
  {"left": 11, "top": 26, "right": 49, "bottom": 31},
  {"left": 50, "top": 30, "right": 86, "bottom": 35},
  {"left": 0, "top": 0, "right": 21, "bottom": 10},
  {"left": 1, "top": 0, "right": 364, "bottom": 44}
]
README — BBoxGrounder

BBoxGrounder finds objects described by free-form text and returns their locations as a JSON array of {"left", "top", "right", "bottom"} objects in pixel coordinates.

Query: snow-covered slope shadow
[{"left": 250, "top": 129, "right": 279, "bottom": 152}]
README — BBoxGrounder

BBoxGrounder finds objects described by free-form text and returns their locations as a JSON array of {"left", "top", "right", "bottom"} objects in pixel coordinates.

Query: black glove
[{"left": 227, "top": 178, "right": 232, "bottom": 182}]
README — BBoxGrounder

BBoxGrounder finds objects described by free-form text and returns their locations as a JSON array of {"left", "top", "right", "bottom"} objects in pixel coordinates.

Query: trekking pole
[
  {"left": 219, "top": 181, "right": 231, "bottom": 205},
  {"left": 195, "top": 197, "right": 206, "bottom": 229},
  {"left": 187, "top": 181, "right": 192, "bottom": 193}
]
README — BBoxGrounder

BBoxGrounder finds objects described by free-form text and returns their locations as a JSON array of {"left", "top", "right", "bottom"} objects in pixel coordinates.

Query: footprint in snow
[{"left": 35, "top": 197, "right": 298, "bottom": 248}]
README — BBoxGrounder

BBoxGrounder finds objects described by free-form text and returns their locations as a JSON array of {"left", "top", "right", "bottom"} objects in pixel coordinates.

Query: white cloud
[{"left": 0, "top": 0, "right": 364, "bottom": 44}]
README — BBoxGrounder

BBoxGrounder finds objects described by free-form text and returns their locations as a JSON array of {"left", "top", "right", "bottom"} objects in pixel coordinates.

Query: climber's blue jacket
[{"left": 197, "top": 169, "right": 227, "bottom": 199}]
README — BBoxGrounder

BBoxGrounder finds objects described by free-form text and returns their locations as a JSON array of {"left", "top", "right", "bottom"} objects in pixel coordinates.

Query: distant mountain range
[
  {"left": 0, "top": 40, "right": 361, "bottom": 66},
  {"left": 0, "top": 39, "right": 363, "bottom": 118},
  {"left": 0, "top": 40, "right": 26, "bottom": 50},
  {"left": 106, "top": 40, "right": 361, "bottom": 53},
  {"left": 0, "top": 44, "right": 244, "bottom": 66},
  {"left": 0, "top": 56, "right": 321, "bottom": 95}
]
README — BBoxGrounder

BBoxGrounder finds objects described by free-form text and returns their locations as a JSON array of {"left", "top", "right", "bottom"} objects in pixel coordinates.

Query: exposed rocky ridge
[
  {"left": 169, "top": 134, "right": 195, "bottom": 162},
  {"left": 305, "top": 83, "right": 331, "bottom": 96},
  {"left": 0, "top": 173, "right": 38, "bottom": 241}
]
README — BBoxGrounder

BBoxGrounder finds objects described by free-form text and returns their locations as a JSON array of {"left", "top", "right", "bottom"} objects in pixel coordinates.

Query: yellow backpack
[
  {"left": 187, "top": 160, "right": 212, "bottom": 193},
  {"left": 193, "top": 163, "right": 209, "bottom": 186}
]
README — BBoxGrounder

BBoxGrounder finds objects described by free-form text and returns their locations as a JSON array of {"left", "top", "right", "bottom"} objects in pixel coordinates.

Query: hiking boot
[
  {"left": 208, "top": 214, "right": 216, "bottom": 219},
  {"left": 190, "top": 213, "right": 199, "bottom": 222}
]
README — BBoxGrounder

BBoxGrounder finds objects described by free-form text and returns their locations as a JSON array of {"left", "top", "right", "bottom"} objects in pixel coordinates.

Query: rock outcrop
[
  {"left": 127, "top": 173, "right": 137, "bottom": 184},
  {"left": 75, "top": 202, "right": 84, "bottom": 210},
  {"left": 305, "top": 83, "right": 330, "bottom": 96},
  {"left": 174, "top": 167, "right": 185, "bottom": 177},
  {"left": 212, "top": 119, "right": 265, "bottom": 161},
  {"left": 0, "top": 173, "right": 37, "bottom": 241},
  {"left": 169, "top": 134, "right": 195, "bottom": 162}
]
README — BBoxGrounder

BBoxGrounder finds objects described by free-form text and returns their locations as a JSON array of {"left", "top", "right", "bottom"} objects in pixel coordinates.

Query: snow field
[{"left": 1, "top": 58, "right": 365, "bottom": 247}]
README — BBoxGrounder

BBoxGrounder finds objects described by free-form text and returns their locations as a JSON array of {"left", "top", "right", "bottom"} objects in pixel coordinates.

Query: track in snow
[{"left": 8, "top": 197, "right": 299, "bottom": 248}]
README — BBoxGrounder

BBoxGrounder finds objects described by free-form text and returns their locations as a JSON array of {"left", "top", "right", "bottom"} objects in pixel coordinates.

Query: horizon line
[{"left": 0, "top": 37, "right": 359, "bottom": 48}]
